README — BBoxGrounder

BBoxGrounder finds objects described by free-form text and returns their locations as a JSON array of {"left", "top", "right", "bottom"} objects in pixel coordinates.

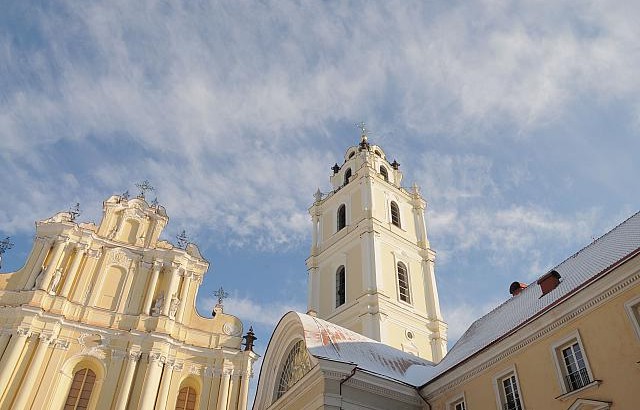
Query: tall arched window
[
  {"left": 175, "top": 386, "right": 197, "bottom": 410},
  {"left": 344, "top": 168, "right": 352, "bottom": 185},
  {"left": 397, "top": 262, "right": 411, "bottom": 303},
  {"left": 64, "top": 368, "right": 96, "bottom": 410},
  {"left": 337, "top": 204, "right": 346, "bottom": 231},
  {"left": 336, "top": 266, "right": 346, "bottom": 307},
  {"left": 390, "top": 201, "right": 401, "bottom": 227},
  {"left": 380, "top": 165, "right": 389, "bottom": 181},
  {"left": 276, "top": 340, "right": 312, "bottom": 399}
]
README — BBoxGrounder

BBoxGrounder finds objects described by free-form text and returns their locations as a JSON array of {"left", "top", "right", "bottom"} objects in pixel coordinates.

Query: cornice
[{"left": 423, "top": 265, "right": 640, "bottom": 399}]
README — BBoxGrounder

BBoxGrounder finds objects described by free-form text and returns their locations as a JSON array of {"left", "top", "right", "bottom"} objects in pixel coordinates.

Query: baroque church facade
[
  {"left": 0, "top": 193, "right": 257, "bottom": 410},
  {"left": 254, "top": 136, "right": 640, "bottom": 410}
]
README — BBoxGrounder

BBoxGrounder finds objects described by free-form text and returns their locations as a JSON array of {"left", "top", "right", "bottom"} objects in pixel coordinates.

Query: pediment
[{"left": 568, "top": 398, "right": 611, "bottom": 410}]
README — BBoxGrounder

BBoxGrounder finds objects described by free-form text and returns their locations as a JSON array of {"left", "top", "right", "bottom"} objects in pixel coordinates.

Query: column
[
  {"left": 95, "top": 351, "right": 126, "bottom": 410},
  {"left": 60, "top": 244, "right": 87, "bottom": 298},
  {"left": 113, "top": 352, "right": 140, "bottom": 410},
  {"left": 138, "top": 352, "right": 165, "bottom": 410},
  {"left": 154, "top": 361, "right": 174, "bottom": 410},
  {"left": 142, "top": 262, "right": 162, "bottom": 315},
  {"left": 11, "top": 334, "right": 52, "bottom": 409},
  {"left": 199, "top": 366, "right": 214, "bottom": 410},
  {"left": 0, "top": 329, "right": 29, "bottom": 400},
  {"left": 162, "top": 266, "right": 180, "bottom": 316},
  {"left": 37, "top": 238, "right": 67, "bottom": 291},
  {"left": 23, "top": 237, "right": 52, "bottom": 290},
  {"left": 0, "top": 334, "right": 10, "bottom": 358},
  {"left": 237, "top": 371, "right": 251, "bottom": 410},
  {"left": 175, "top": 272, "right": 191, "bottom": 322},
  {"left": 216, "top": 371, "right": 231, "bottom": 410}
]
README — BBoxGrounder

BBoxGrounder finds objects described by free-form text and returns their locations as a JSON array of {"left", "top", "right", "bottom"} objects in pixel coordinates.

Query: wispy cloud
[{"left": 199, "top": 295, "right": 305, "bottom": 328}]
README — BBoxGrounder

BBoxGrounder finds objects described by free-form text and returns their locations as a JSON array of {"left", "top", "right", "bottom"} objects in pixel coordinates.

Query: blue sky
[{"left": 1, "top": 0, "right": 640, "bottom": 401}]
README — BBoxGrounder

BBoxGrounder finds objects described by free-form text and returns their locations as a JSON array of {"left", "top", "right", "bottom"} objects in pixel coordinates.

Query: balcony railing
[{"left": 566, "top": 367, "right": 591, "bottom": 391}]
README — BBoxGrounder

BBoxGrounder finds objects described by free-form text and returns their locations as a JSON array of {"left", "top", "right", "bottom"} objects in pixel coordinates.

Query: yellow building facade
[{"left": 0, "top": 193, "right": 257, "bottom": 410}]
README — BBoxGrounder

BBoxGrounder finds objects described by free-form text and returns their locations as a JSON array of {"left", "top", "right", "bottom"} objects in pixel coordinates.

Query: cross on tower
[
  {"left": 69, "top": 203, "right": 81, "bottom": 221},
  {"left": 135, "top": 180, "right": 155, "bottom": 199},
  {"left": 0, "top": 237, "right": 14, "bottom": 270},
  {"left": 213, "top": 286, "right": 229, "bottom": 305},
  {"left": 356, "top": 121, "right": 370, "bottom": 149},
  {"left": 176, "top": 230, "right": 188, "bottom": 249}
]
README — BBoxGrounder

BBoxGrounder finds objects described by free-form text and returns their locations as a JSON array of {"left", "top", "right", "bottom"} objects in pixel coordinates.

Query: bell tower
[{"left": 306, "top": 130, "right": 448, "bottom": 362}]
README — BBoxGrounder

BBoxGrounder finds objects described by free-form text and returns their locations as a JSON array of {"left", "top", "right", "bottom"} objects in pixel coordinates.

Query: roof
[
  {"left": 422, "top": 210, "right": 640, "bottom": 384},
  {"left": 294, "top": 312, "right": 435, "bottom": 386}
]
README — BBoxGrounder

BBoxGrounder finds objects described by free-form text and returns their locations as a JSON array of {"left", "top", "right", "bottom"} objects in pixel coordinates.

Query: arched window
[
  {"left": 276, "top": 340, "right": 312, "bottom": 399},
  {"left": 380, "top": 165, "right": 389, "bottom": 181},
  {"left": 348, "top": 151, "right": 355, "bottom": 159},
  {"left": 336, "top": 266, "right": 346, "bottom": 307},
  {"left": 175, "top": 386, "right": 197, "bottom": 410},
  {"left": 64, "top": 368, "right": 96, "bottom": 410},
  {"left": 344, "top": 168, "right": 352, "bottom": 185},
  {"left": 397, "top": 262, "right": 411, "bottom": 303},
  {"left": 337, "top": 204, "right": 346, "bottom": 231},
  {"left": 390, "top": 201, "right": 401, "bottom": 227}
]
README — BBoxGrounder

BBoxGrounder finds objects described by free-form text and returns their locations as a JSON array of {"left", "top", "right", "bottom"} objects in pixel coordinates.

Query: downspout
[
  {"left": 339, "top": 366, "right": 358, "bottom": 409},
  {"left": 417, "top": 388, "right": 432, "bottom": 410}
]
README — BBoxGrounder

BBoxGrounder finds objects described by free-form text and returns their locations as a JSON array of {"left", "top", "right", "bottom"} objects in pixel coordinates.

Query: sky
[{"left": 1, "top": 0, "right": 640, "bottom": 404}]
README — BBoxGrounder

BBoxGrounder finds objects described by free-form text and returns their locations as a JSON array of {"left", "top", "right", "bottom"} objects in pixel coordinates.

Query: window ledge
[{"left": 555, "top": 380, "right": 601, "bottom": 401}]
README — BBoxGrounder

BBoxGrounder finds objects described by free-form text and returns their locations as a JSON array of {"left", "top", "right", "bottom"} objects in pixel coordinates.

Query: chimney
[
  {"left": 509, "top": 281, "right": 528, "bottom": 296},
  {"left": 537, "top": 270, "right": 561, "bottom": 296}
]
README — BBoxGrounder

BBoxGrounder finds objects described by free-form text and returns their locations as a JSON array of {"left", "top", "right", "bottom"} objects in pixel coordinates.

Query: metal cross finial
[
  {"left": 356, "top": 122, "right": 369, "bottom": 140},
  {"left": 0, "top": 237, "right": 14, "bottom": 270},
  {"left": 121, "top": 190, "right": 130, "bottom": 201},
  {"left": 135, "top": 180, "right": 155, "bottom": 199},
  {"left": 69, "top": 203, "right": 81, "bottom": 221},
  {"left": 213, "top": 287, "right": 229, "bottom": 305},
  {"left": 176, "top": 230, "right": 188, "bottom": 249},
  {"left": 151, "top": 197, "right": 159, "bottom": 208}
]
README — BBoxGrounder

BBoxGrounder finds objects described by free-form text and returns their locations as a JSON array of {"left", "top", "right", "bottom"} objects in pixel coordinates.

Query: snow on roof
[
  {"left": 423, "top": 210, "right": 640, "bottom": 384},
  {"left": 294, "top": 312, "right": 435, "bottom": 386}
]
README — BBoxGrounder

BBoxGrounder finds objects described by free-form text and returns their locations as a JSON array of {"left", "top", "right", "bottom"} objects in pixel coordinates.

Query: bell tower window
[
  {"left": 336, "top": 266, "right": 346, "bottom": 307},
  {"left": 337, "top": 205, "right": 346, "bottom": 231},
  {"left": 380, "top": 165, "right": 389, "bottom": 181},
  {"left": 397, "top": 262, "right": 411, "bottom": 303},
  {"left": 390, "top": 201, "right": 401, "bottom": 227},
  {"left": 344, "top": 168, "right": 352, "bottom": 185}
]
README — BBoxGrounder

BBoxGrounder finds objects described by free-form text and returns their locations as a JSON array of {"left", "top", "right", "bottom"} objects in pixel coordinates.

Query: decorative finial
[
  {"left": 69, "top": 203, "right": 81, "bottom": 221},
  {"left": 331, "top": 163, "right": 340, "bottom": 174},
  {"left": 391, "top": 159, "right": 400, "bottom": 170},
  {"left": 121, "top": 190, "right": 130, "bottom": 201},
  {"left": 151, "top": 197, "right": 159, "bottom": 208},
  {"left": 314, "top": 188, "right": 323, "bottom": 202},
  {"left": 356, "top": 121, "right": 371, "bottom": 150},
  {"left": 242, "top": 326, "right": 257, "bottom": 352},
  {"left": 0, "top": 236, "right": 14, "bottom": 269},
  {"left": 213, "top": 286, "right": 229, "bottom": 305},
  {"left": 176, "top": 230, "right": 188, "bottom": 249},
  {"left": 411, "top": 183, "right": 420, "bottom": 195},
  {"left": 135, "top": 180, "right": 154, "bottom": 199}
]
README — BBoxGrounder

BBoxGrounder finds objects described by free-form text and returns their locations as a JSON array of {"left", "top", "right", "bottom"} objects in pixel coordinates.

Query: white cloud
[{"left": 199, "top": 296, "right": 305, "bottom": 328}]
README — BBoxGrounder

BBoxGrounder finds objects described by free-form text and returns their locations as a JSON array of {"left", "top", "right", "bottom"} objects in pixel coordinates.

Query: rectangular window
[
  {"left": 552, "top": 333, "right": 594, "bottom": 394},
  {"left": 452, "top": 400, "right": 466, "bottom": 410},
  {"left": 501, "top": 375, "right": 523, "bottom": 410},
  {"left": 624, "top": 296, "right": 640, "bottom": 341}
]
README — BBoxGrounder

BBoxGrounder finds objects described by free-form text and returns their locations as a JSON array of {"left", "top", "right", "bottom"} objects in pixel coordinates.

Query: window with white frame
[
  {"left": 552, "top": 334, "right": 593, "bottom": 394},
  {"left": 390, "top": 201, "right": 401, "bottom": 227},
  {"left": 337, "top": 204, "right": 346, "bottom": 231},
  {"left": 450, "top": 397, "right": 466, "bottom": 410},
  {"left": 397, "top": 262, "right": 411, "bottom": 304},
  {"left": 495, "top": 370, "right": 523, "bottom": 410},
  {"left": 624, "top": 296, "right": 640, "bottom": 340}
]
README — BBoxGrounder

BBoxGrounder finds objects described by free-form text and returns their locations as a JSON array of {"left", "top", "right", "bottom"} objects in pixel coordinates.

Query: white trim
[
  {"left": 446, "top": 392, "right": 467, "bottom": 410},
  {"left": 624, "top": 294, "right": 640, "bottom": 341},
  {"left": 492, "top": 365, "right": 525, "bottom": 410},
  {"left": 549, "top": 330, "right": 594, "bottom": 395}
]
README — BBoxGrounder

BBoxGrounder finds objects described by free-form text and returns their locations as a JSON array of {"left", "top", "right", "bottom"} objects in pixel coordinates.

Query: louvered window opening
[
  {"left": 336, "top": 266, "right": 346, "bottom": 307},
  {"left": 397, "top": 263, "right": 411, "bottom": 303},
  {"left": 344, "top": 168, "right": 352, "bottom": 185},
  {"left": 337, "top": 205, "right": 346, "bottom": 231},
  {"left": 276, "top": 340, "right": 312, "bottom": 399},
  {"left": 64, "top": 368, "right": 96, "bottom": 410},
  {"left": 390, "top": 202, "right": 401, "bottom": 227},
  {"left": 380, "top": 166, "right": 389, "bottom": 181},
  {"left": 175, "top": 386, "right": 197, "bottom": 410}
]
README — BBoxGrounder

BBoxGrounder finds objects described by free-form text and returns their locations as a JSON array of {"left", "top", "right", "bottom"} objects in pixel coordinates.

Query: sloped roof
[
  {"left": 294, "top": 312, "right": 435, "bottom": 386},
  {"left": 422, "top": 210, "right": 640, "bottom": 384}
]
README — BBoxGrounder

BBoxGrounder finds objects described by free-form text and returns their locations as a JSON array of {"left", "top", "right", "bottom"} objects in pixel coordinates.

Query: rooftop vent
[
  {"left": 537, "top": 270, "right": 561, "bottom": 296},
  {"left": 509, "top": 281, "right": 528, "bottom": 296}
]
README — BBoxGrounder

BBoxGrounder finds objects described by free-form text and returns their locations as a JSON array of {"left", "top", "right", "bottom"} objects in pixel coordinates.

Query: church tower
[{"left": 306, "top": 130, "right": 448, "bottom": 362}]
